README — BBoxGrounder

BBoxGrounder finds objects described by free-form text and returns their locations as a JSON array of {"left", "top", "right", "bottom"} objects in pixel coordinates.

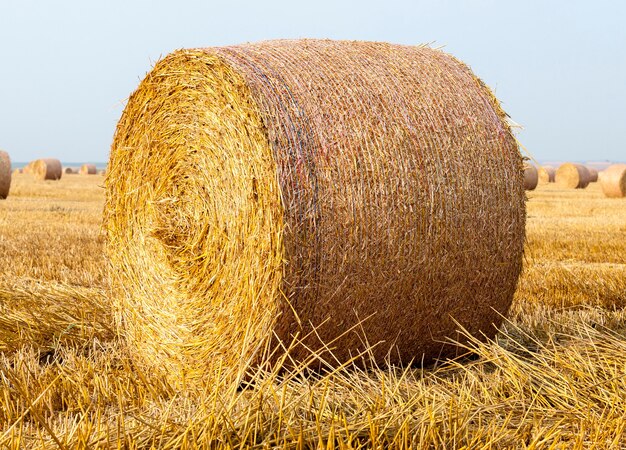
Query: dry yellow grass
[{"left": 0, "top": 177, "right": 625, "bottom": 448}]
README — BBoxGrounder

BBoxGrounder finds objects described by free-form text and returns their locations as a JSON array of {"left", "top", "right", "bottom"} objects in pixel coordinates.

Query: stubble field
[{"left": 0, "top": 173, "right": 625, "bottom": 448}]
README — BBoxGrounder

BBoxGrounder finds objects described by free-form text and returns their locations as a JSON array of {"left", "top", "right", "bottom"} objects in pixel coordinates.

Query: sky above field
[{"left": 0, "top": 0, "right": 624, "bottom": 163}]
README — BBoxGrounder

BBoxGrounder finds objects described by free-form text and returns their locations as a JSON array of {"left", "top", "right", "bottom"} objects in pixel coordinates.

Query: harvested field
[{"left": 0, "top": 175, "right": 625, "bottom": 448}]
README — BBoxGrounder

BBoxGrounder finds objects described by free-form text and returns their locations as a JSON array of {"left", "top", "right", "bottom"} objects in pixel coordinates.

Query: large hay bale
[
  {"left": 31, "top": 158, "right": 62, "bottom": 180},
  {"left": 600, "top": 164, "right": 626, "bottom": 198},
  {"left": 0, "top": 151, "right": 11, "bottom": 199},
  {"left": 524, "top": 164, "right": 538, "bottom": 190},
  {"left": 586, "top": 166, "right": 599, "bottom": 182},
  {"left": 79, "top": 164, "right": 97, "bottom": 175},
  {"left": 538, "top": 165, "right": 555, "bottom": 183},
  {"left": 556, "top": 163, "right": 590, "bottom": 189},
  {"left": 105, "top": 40, "right": 526, "bottom": 387}
]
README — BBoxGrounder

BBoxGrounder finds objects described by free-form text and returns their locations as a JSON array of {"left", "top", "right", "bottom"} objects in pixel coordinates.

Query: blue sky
[{"left": 0, "top": 0, "right": 624, "bottom": 163}]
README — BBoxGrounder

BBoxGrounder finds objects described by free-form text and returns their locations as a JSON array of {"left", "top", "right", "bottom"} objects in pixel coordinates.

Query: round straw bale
[
  {"left": 600, "top": 164, "right": 626, "bottom": 198},
  {"left": 105, "top": 40, "right": 526, "bottom": 387},
  {"left": 65, "top": 167, "right": 77, "bottom": 174},
  {"left": 556, "top": 163, "right": 590, "bottom": 189},
  {"left": 79, "top": 163, "right": 97, "bottom": 175},
  {"left": 586, "top": 166, "right": 598, "bottom": 182},
  {"left": 13, "top": 168, "right": 22, "bottom": 175},
  {"left": 538, "top": 165, "right": 555, "bottom": 183},
  {"left": 31, "top": 158, "right": 62, "bottom": 181},
  {"left": 0, "top": 151, "right": 11, "bottom": 199},
  {"left": 524, "top": 164, "right": 538, "bottom": 190}
]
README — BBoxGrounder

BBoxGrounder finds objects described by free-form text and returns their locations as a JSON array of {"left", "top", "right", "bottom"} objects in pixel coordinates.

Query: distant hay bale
[
  {"left": 65, "top": 167, "right": 77, "bottom": 174},
  {"left": 23, "top": 161, "right": 34, "bottom": 175},
  {"left": 0, "top": 151, "right": 11, "bottom": 199},
  {"left": 600, "top": 164, "right": 626, "bottom": 198},
  {"left": 13, "top": 168, "right": 22, "bottom": 175},
  {"left": 556, "top": 163, "right": 590, "bottom": 189},
  {"left": 31, "top": 158, "right": 62, "bottom": 181},
  {"left": 105, "top": 40, "right": 526, "bottom": 387},
  {"left": 79, "top": 164, "right": 97, "bottom": 175},
  {"left": 524, "top": 164, "right": 538, "bottom": 190},
  {"left": 99, "top": 169, "right": 106, "bottom": 175},
  {"left": 586, "top": 167, "right": 599, "bottom": 182},
  {"left": 538, "top": 165, "right": 555, "bottom": 183}
]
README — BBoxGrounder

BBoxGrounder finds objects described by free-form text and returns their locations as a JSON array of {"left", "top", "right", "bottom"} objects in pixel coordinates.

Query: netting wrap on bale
[
  {"left": 524, "top": 164, "right": 538, "bottom": 190},
  {"left": 80, "top": 164, "right": 97, "bottom": 175},
  {"left": 31, "top": 158, "right": 62, "bottom": 181},
  {"left": 600, "top": 164, "right": 626, "bottom": 198},
  {"left": 556, "top": 163, "right": 590, "bottom": 189},
  {"left": 0, "top": 151, "right": 11, "bottom": 199},
  {"left": 538, "top": 165, "right": 555, "bottom": 183},
  {"left": 105, "top": 40, "right": 526, "bottom": 387}
]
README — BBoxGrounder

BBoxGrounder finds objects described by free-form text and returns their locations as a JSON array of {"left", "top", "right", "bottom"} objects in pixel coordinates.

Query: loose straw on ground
[
  {"left": 0, "top": 150, "right": 11, "bottom": 199},
  {"left": 104, "top": 39, "right": 526, "bottom": 388}
]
